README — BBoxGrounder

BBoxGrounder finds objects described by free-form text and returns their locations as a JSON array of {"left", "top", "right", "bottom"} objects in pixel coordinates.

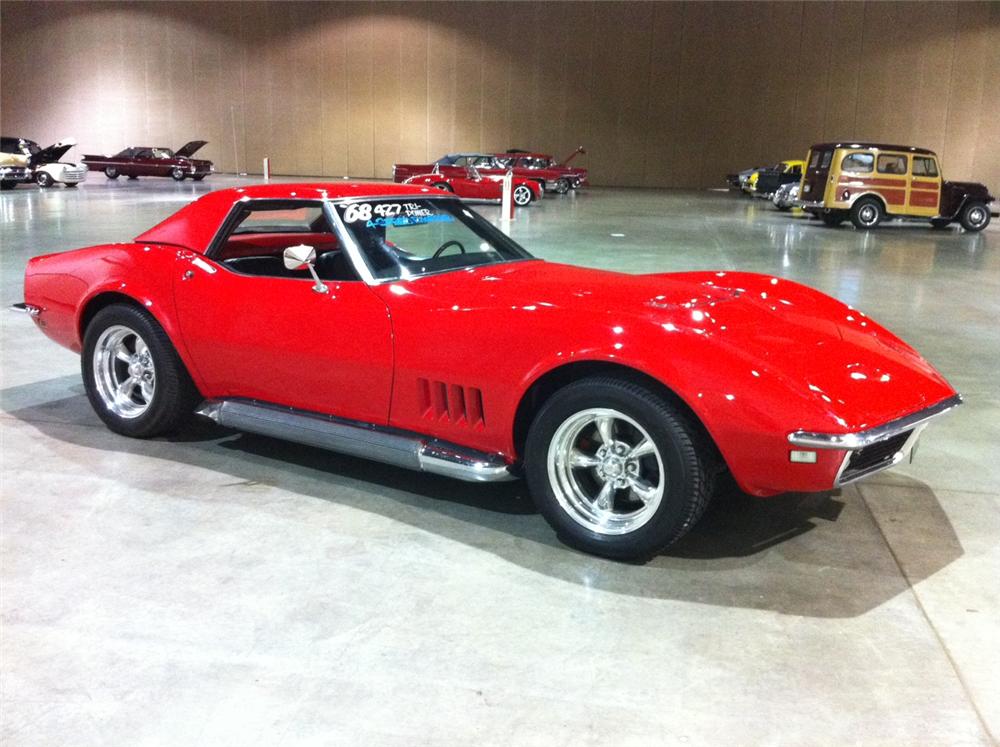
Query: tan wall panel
[{"left": 2, "top": 0, "right": 998, "bottom": 190}]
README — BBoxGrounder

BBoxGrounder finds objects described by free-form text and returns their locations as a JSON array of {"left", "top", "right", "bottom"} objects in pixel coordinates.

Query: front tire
[
  {"left": 0, "top": 180, "right": 16, "bottom": 190},
  {"left": 193, "top": 174, "right": 206, "bottom": 181},
  {"left": 35, "top": 171, "right": 54, "bottom": 187},
  {"left": 105, "top": 166, "right": 119, "bottom": 179},
  {"left": 930, "top": 218, "right": 951, "bottom": 230},
  {"left": 821, "top": 211, "right": 844, "bottom": 227},
  {"left": 432, "top": 182, "right": 453, "bottom": 192},
  {"left": 525, "top": 377, "right": 716, "bottom": 560},
  {"left": 959, "top": 202, "right": 990, "bottom": 232},
  {"left": 512, "top": 183, "right": 534, "bottom": 206},
  {"left": 82, "top": 304, "right": 200, "bottom": 438},
  {"left": 850, "top": 197, "right": 884, "bottom": 229}
]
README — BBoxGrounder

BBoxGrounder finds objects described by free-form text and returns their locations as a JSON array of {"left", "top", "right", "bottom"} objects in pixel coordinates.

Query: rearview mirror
[{"left": 283, "top": 244, "right": 327, "bottom": 294}]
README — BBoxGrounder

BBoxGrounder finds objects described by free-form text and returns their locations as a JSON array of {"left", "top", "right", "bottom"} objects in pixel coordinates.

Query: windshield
[{"left": 333, "top": 198, "right": 534, "bottom": 281}]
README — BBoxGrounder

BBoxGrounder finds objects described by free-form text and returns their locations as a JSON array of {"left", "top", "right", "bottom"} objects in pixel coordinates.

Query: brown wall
[{"left": 2, "top": 1, "right": 998, "bottom": 189}]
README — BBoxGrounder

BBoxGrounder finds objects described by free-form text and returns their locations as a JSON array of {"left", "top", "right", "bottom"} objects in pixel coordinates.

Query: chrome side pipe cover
[{"left": 196, "top": 399, "right": 515, "bottom": 483}]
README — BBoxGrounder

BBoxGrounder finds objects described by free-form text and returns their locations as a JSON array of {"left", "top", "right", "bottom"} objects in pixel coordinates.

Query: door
[
  {"left": 872, "top": 152, "right": 909, "bottom": 213},
  {"left": 908, "top": 155, "right": 942, "bottom": 217},
  {"left": 172, "top": 201, "right": 394, "bottom": 426}
]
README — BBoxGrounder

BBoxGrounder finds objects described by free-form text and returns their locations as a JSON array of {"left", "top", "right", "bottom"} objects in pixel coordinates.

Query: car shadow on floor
[{"left": 2, "top": 379, "right": 965, "bottom": 618}]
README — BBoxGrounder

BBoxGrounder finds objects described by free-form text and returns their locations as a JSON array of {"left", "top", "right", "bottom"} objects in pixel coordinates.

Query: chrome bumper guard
[
  {"left": 8, "top": 302, "right": 41, "bottom": 317},
  {"left": 788, "top": 394, "right": 962, "bottom": 486}
]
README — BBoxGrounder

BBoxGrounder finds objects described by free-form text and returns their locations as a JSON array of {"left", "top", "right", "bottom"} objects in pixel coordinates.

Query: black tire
[
  {"left": 171, "top": 168, "right": 186, "bottom": 181},
  {"left": 959, "top": 202, "right": 990, "bottom": 232},
  {"left": 127, "top": 175, "right": 138, "bottom": 180},
  {"left": 930, "top": 219, "right": 951, "bottom": 230},
  {"left": 1, "top": 180, "right": 17, "bottom": 190},
  {"left": 82, "top": 303, "right": 200, "bottom": 438},
  {"left": 193, "top": 175, "right": 206, "bottom": 181},
  {"left": 35, "top": 171, "right": 54, "bottom": 187},
  {"left": 105, "top": 166, "right": 119, "bottom": 179},
  {"left": 524, "top": 377, "right": 716, "bottom": 561},
  {"left": 432, "top": 182, "right": 453, "bottom": 192},
  {"left": 821, "top": 211, "right": 844, "bottom": 227},
  {"left": 512, "top": 183, "right": 534, "bottom": 206},
  {"left": 552, "top": 178, "right": 570, "bottom": 195},
  {"left": 775, "top": 204, "right": 791, "bottom": 212},
  {"left": 66, "top": 182, "right": 78, "bottom": 188},
  {"left": 850, "top": 197, "right": 884, "bottom": 229}
]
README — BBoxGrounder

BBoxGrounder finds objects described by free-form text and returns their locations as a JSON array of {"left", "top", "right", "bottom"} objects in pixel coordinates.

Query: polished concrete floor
[{"left": 2, "top": 176, "right": 998, "bottom": 746}]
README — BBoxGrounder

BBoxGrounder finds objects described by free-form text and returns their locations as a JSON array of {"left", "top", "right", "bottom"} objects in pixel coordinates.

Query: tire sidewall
[
  {"left": 105, "top": 166, "right": 118, "bottom": 179},
  {"left": 961, "top": 202, "right": 990, "bottom": 232},
  {"left": 82, "top": 305, "right": 181, "bottom": 437},
  {"left": 513, "top": 184, "right": 532, "bottom": 206},
  {"left": 851, "top": 197, "right": 883, "bottom": 229},
  {"left": 171, "top": 168, "right": 186, "bottom": 181},
  {"left": 36, "top": 171, "right": 53, "bottom": 187},
  {"left": 525, "top": 381, "right": 702, "bottom": 559}
]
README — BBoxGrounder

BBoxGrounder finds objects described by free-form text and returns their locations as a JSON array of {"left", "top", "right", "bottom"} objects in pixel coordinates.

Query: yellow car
[{"left": 744, "top": 160, "right": 805, "bottom": 196}]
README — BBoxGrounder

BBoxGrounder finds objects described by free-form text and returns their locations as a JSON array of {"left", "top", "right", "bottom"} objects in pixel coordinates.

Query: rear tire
[
  {"left": 959, "top": 202, "right": 990, "bottom": 232},
  {"left": 82, "top": 304, "right": 200, "bottom": 438},
  {"left": 104, "top": 166, "right": 119, "bottom": 179},
  {"left": 432, "top": 182, "right": 453, "bottom": 192},
  {"left": 171, "top": 168, "right": 186, "bottom": 181},
  {"left": 524, "top": 377, "right": 716, "bottom": 561},
  {"left": 850, "top": 197, "right": 884, "bottom": 229},
  {"left": 822, "top": 211, "right": 844, "bottom": 227},
  {"left": 0, "top": 180, "right": 16, "bottom": 190}
]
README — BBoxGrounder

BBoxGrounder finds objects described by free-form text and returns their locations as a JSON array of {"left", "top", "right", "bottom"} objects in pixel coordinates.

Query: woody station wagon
[{"left": 797, "top": 142, "right": 994, "bottom": 231}]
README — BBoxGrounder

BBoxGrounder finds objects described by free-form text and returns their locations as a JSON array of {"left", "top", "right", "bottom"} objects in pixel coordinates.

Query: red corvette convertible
[
  {"left": 17, "top": 183, "right": 960, "bottom": 559},
  {"left": 403, "top": 164, "right": 541, "bottom": 206}
]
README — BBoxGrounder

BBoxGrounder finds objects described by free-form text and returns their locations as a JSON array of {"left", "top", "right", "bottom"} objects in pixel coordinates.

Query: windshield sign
[{"left": 334, "top": 198, "right": 533, "bottom": 281}]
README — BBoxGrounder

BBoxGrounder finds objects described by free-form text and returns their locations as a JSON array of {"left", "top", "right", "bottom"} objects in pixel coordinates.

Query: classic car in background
[
  {"left": 0, "top": 137, "right": 33, "bottom": 190},
  {"left": 393, "top": 148, "right": 587, "bottom": 194},
  {"left": 772, "top": 180, "right": 800, "bottom": 211},
  {"left": 726, "top": 166, "right": 762, "bottom": 191},
  {"left": 17, "top": 182, "right": 960, "bottom": 560},
  {"left": 751, "top": 160, "right": 804, "bottom": 198},
  {"left": 403, "top": 165, "right": 542, "bottom": 205},
  {"left": 744, "top": 160, "right": 804, "bottom": 196},
  {"left": 493, "top": 148, "right": 589, "bottom": 192},
  {"left": 797, "top": 142, "right": 995, "bottom": 231},
  {"left": 1, "top": 136, "right": 87, "bottom": 188},
  {"left": 82, "top": 141, "right": 213, "bottom": 181}
]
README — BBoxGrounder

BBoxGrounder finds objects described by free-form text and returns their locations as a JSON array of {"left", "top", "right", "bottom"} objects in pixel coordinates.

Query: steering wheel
[{"left": 432, "top": 240, "right": 466, "bottom": 258}]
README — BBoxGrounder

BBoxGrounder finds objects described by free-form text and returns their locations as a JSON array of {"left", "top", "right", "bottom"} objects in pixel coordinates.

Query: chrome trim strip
[
  {"left": 196, "top": 399, "right": 515, "bottom": 483},
  {"left": 8, "top": 302, "right": 40, "bottom": 317},
  {"left": 788, "top": 393, "right": 962, "bottom": 450}
]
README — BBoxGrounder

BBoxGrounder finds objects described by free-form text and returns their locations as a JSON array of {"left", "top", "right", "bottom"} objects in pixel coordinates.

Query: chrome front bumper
[{"left": 788, "top": 394, "right": 962, "bottom": 486}]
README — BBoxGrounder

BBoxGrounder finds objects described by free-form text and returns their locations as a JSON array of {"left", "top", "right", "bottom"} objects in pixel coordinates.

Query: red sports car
[
  {"left": 403, "top": 164, "right": 541, "bottom": 206},
  {"left": 82, "top": 140, "right": 213, "bottom": 181},
  {"left": 16, "top": 182, "right": 960, "bottom": 559}
]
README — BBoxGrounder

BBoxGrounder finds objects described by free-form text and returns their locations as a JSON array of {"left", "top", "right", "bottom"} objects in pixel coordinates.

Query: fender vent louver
[{"left": 418, "top": 378, "right": 485, "bottom": 428}]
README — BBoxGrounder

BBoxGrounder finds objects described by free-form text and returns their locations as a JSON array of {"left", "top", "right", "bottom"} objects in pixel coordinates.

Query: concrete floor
[{"left": 2, "top": 176, "right": 998, "bottom": 746}]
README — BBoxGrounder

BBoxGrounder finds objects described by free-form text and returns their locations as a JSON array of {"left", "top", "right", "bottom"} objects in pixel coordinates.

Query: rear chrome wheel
[
  {"left": 104, "top": 166, "right": 119, "bottom": 179},
  {"left": 850, "top": 197, "right": 884, "bottom": 229},
  {"left": 547, "top": 408, "right": 663, "bottom": 535},
  {"left": 82, "top": 304, "right": 200, "bottom": 437},
  {"left": 171, "top": 167, "right": 186, "bottom": 181},
  {"left": 92, "top": 325, "right": 156, "bottom": 419},
  {"left": 512, "top": 184, "right": 533, "bottom": 206}
]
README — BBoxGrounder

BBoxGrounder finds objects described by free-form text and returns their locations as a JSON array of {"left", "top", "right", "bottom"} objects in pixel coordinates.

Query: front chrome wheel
[
  {"left": 547, "top": 407, "right": 665, "bottom": 535},
  {"left": 92, "top": 325, "right": 156, "bottom": 419}
]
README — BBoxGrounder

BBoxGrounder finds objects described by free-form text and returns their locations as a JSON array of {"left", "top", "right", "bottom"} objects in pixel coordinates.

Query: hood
[
  {"left": 29, "top": 138, "right": 77, "bottom": 167},
  {"left": 401, "top": 262, "right": 954, "bottom": 430},
  {"left": 0, "top": 152, "right": 29, "bottom": 168},
  {"left": 943, "top": 180, "right": 993, "bottom": 201},
  {"left": 175, "top": 140, "right": 207, "bottom": 158}
]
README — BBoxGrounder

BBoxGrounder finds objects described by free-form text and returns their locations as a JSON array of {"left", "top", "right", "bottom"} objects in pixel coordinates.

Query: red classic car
[
  {"left": 82, "top": 141, "right": 213, "bottom": 181},
  {"left": 393, "top": 150, "right": 586, "bottom": 194},
  {"left": 494, "top": 148, "right": 589, "bottom": 191},
  {"left": 16, "top": 183, "right": 960, "bottom": 559},
  {"left": 403, "top": 164, "right": 541, "bottom": 206}
]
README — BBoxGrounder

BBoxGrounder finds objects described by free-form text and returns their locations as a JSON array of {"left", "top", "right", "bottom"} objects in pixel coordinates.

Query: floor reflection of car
[{"left": 797, "top": 142, "right": 995, "bottom": 231}]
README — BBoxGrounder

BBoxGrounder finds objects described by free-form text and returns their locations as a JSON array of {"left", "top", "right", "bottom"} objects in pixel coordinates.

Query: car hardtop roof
[
  {"left": 809, "top": 142, "right": 937, "bottom": 156},
  {"left": 496, "top": 152, "right": 552, "bottom": 159},
  {"left": 134, "top": 181, "right": 441, "bottom": 253}
]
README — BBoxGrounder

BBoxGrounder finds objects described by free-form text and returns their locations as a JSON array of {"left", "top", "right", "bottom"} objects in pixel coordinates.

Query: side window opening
[
  {"left": 877, "top": 154, "right": 908, "bottom": 175},
  {"left": 842, "top": 153, "right": 874, "bottom": 173},
  {"left": 819, "top": 151, "right": 833, "bottom": 169},
  {"left": 912, "top": 157, "right": 939, "bottom": 177},
  {"left": 213, "top": 202, "right": 358, "bottom": 282}
]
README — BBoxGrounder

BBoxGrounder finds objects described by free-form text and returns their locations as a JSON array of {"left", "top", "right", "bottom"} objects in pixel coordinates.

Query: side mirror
[{"left": 283, "top": 244, "right": 327, "bottom": 294}]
